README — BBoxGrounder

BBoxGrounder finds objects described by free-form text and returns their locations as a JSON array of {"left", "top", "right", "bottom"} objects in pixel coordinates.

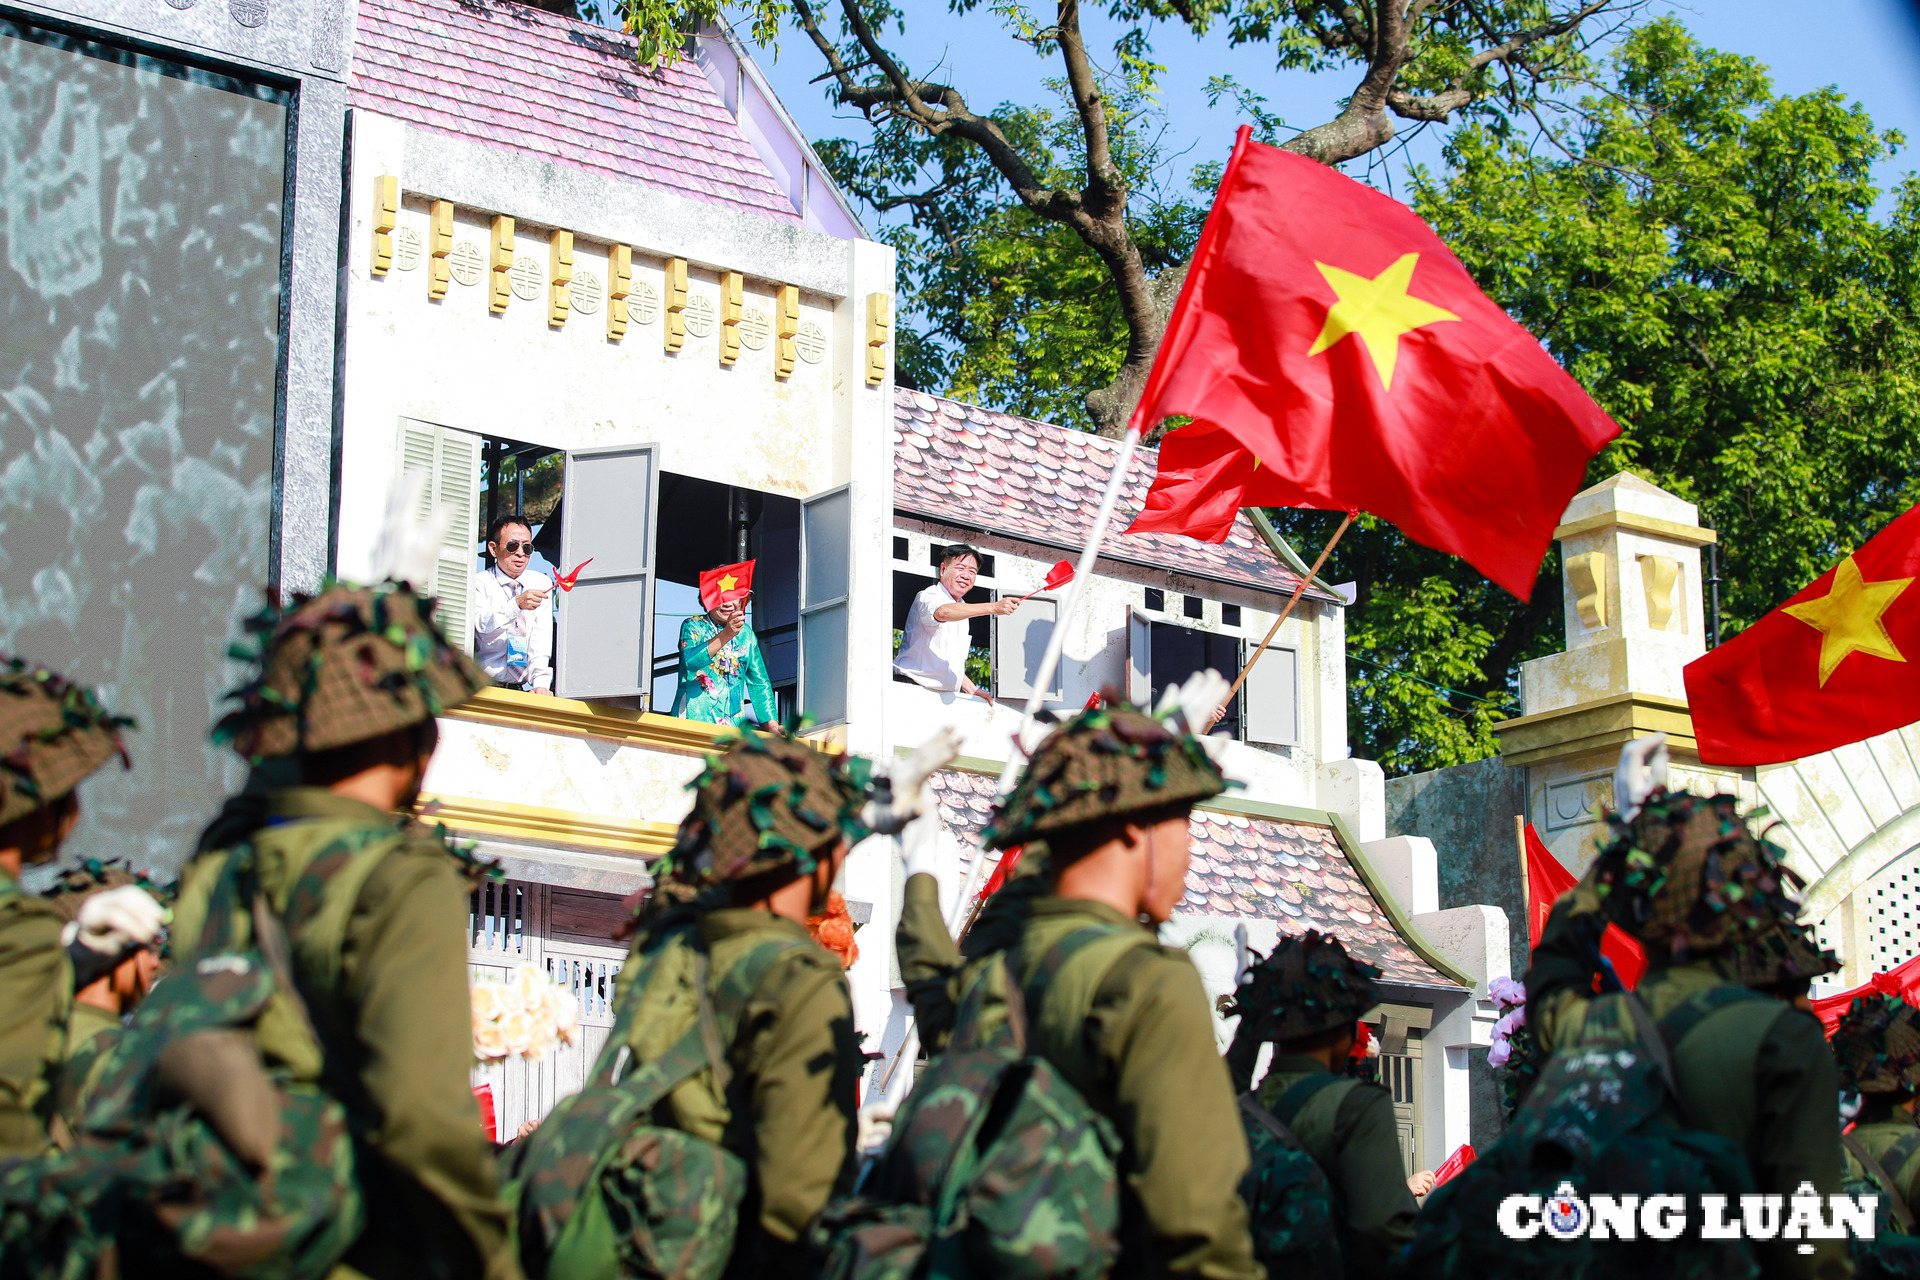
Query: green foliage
[
  {"left": 1412, "top": 17, "right": 1920, "bottom": 639},
  {"left": 601, "top": 0, "right": 779, "bottom": 65},
  {"left": 819, "top": 82, "right": 1204, "bottom": 430}
]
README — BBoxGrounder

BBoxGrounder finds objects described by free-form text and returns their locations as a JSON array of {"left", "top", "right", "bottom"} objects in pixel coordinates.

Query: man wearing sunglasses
[{"left": 471, "top": 513, "right": 555, "bottom": 696}]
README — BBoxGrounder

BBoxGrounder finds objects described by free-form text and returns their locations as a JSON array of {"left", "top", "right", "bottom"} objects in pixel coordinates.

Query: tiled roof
[
  {"left": 351, "top": 0, "right": 801, "bottom": 224},
  {"left": 927, "top": 769, "right": 1458, "bottom": 989},
  {"left": 894, "top": 390, "right": 1339, "bottom": 601}
]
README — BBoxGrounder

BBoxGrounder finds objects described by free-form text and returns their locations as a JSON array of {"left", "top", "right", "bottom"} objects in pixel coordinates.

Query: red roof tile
[
  {"left": 927, "top": 769, "right": 1458, "bottom": 989},
  {"left": 351, "top": 0, "right": 801, "bottom": 225},
  {"left": 894, "top": 391, "right": 1338, "bottom": 601}
]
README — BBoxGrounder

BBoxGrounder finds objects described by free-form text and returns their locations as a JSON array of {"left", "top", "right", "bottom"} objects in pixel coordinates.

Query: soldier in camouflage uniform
[
  {"left": 1833, "top": 995, "right": 1920, "bottom": 1229},
  {"left": 593, "top": 727, "right": 870, "bottom": 1279},
  {"left": 895, "top": 699, "right": 1263, "bottom": 1280},
  {"left": 0, "top": 658, "right": 133, "bottom": 1159},
  {"left": 168, "top": 580, "right": 514, "bottom": 1280},
  {"left": 1221, "top": 930, "right": 1416, "bottom": 1277},
  {"left": 1528, "top": 783, "right": 1847, "bottom": 1280},
  {"left": 41, "top": 863, "right": 168, "bottom": 1137}
]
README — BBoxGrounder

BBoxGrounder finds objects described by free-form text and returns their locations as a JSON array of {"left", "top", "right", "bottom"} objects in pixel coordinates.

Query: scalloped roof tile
[
  {"left": 927, "top": 769, "right": 1457, "bottom": 989},
  {"left": 351, "top": 0, "right": 802, "bottom": 225},
  {"left": 894, "top": 391, "right": 1337, "bottom": 600}
]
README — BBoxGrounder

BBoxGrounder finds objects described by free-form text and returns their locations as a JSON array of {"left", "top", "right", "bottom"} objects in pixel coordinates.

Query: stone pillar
[{"left": 1494, "top": 474, "right": 1749, "bottom": 875}]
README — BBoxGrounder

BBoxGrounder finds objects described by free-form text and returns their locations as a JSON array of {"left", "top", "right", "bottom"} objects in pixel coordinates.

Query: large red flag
[
  {"left": 1524, "top": 822, "right": 1646, "bottom": 989},
  {"left": 1128, "top": 129, "right": 1619, "bottom": 599},
  {"left": 1126, "top": 422, "right": 1294, "bottom": 542},
  {"left": 1686, "top": 501, "right": 1920, "bottom": 766}
]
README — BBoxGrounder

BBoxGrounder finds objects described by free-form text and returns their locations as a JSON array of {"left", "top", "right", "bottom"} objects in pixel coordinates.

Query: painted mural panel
[{"left": 0, "top": 20, "right": 287, "bottom": 872}]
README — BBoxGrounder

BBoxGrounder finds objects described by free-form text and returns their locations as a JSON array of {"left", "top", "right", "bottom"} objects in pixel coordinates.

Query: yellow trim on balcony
[
  {"left": 1492, "top": 691, "right": 1696, "bottom": 768},
  {"left": 1551, "top": 510, "right": 1718, "bottom": 547},
  {"left": 421, "top": 791, "right": 678, "bottom": 859},
  {"left": 441, "top": 686, "right": 737, "bottom": 753}
]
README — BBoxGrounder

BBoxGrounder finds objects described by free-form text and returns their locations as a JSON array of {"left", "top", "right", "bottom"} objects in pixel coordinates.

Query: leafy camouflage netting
[
  {"left": 214, "top": 582, "right": 485, "bottom": 760},
  {"left": 0, "top": 658, "right": 132, "bottom": 829},
  {"left": 980, "top": 702, "right": 1224, "bottom": 852},
  {"left": 1224, "top": 929, "right": 1382, "bottom": 1043},
  {"left": 1835, "top": 994, "right": 1920, "bottom": 1096},
  {"left": 1590, "top": 789, "right": 1837, "bottom": 988},
  {"left": 648, "top": 726, "right": 875, "bottom": 912}
]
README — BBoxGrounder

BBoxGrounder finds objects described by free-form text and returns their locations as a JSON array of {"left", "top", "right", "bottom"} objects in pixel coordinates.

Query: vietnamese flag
[
  {"left": 1128, "top": 128, "right": 1619, "bottom": 599},
  {"left": 1525, "top": 822, "right": 1646, "bottom": 989},
  {"left": 1126, "top": 422, "right": 1295, "bottom": 542},
  {"left": 1686, "top": 502, "right": 1920, "bottom": 766},
  {"left": 698, "top": 559, "right": 755, "bottom": 611}
]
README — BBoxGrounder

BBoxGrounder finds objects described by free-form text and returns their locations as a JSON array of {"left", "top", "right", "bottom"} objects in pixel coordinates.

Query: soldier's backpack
[
  {"left": 501, "top": 921, "right": 810, "bottom": 1280},
  {"left": 1237, "top": 1076, "right": 1345, "bottom": 1280},
  {"left": 0, "top": 835, "right": 373, "bottom": 1280},
  {"left": 1400, "top": 985, "right": 1769, "bottom": 1280},
  {"left": 811, "top": 925, "right": 1150, "bottom": 1280},
  {"left": 1841, "top": 1130, "right": 1920, "bottom": 1280}
]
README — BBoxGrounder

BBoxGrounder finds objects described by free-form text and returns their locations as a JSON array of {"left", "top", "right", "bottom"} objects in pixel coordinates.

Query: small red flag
[
  {"left": 1686, "top": 502, "right": 1920, "bottom": 766},
  {"left": 554, "top": 558, "right": 593, "bottom": 592},
  {"left": 1129, "top": 129, "right": 1619, "bottom": 599},
  {"left": 472, "top": 1084, "right": 497, "bottom": 1144},
  {"left": 698, "top": 560, "right": 755, "bottom": 611},
  {"left": 1432, "top": 1144, "right": 1477, "bottom": 1188},
  {"left": 1811, "top": 955, "right": 1920, "bottom": 1037},
  {"left": 1524, "top": 822, "right": 1645, "bottom": 989}
]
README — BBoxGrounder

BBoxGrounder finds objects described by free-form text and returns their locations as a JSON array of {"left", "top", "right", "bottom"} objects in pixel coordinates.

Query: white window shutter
[
  {"left": 995, "top": 596, "right": 1060, "bottom": 704},
  {"left": 799, "top": 484, "right": 851, "bottom": 725},
  {"left": 555, "top": 444, "right": 659, "bottom": 700},
  {"left": 1244, "top": 644, "right": 1298, "bottom": 746},
  {"left": 400, "top": 419, "right": 482, "bottom": 653},
  {"left": 1126, "top": 607, "right": 1151, "bottom": 705}
]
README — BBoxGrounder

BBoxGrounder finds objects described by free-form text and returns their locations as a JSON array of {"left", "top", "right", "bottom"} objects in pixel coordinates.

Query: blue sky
[{"left": 747, "top": 0, "right": 1920, "bottom": 217}]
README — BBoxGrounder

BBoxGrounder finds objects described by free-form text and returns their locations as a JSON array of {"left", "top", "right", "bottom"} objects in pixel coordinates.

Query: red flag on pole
[
  {"left": 1524, "top": 822, "right": 1646, "bottom": 989},
  {"left": 1685, "top": 501, "right": 1920, "bottom": 766},
  {"left": 1125, "top": 422, "right": 1294, "bottom": 543},
  {"left": 698, "top": 560, "right": 755, "bottom": 610},
  {"left": 1127, "top": 129, "right": 1619, "bottom": 599}
]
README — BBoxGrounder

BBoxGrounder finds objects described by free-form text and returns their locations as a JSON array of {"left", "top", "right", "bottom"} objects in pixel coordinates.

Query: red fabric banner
[
  {"left": 1524, "top": 822, "right": 1646, "bottom": 990},
  {"left": 1127, "top": 128, "right": 1619, "bottom": 600},
  {"left": 1811, "top": 955, "right": 1920, "bottom": 1037},
  {"left": 1686, "top": 501, "right": 1920, "bottom": 766}
]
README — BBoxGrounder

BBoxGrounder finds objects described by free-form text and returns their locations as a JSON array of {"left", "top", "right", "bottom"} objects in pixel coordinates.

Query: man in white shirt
[
  {"left": 893, "top": 543, "right": 1016, "bottom": 703},
  {"left": 470, "top": 514, "right": 554, "bottom": 695}
]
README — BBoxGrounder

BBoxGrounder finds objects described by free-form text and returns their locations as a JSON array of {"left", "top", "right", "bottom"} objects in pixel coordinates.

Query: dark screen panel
[{"left": 0, "top": 20, "right": 288, "bottom": 873}]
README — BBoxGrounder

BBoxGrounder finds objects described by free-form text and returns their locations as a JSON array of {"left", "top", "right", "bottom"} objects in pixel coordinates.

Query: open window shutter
[
  {"left": 1126, "top": 607, "right": 1151, "bottom": 705},
  {"left": 400, "top": 420, "right": 482, "bottom": 654},
  {"left": 1244, "top": 644, "right": 1298, "bottom": 745},
  {"left": 799, "top": 484, "right": 850, "bottom": 725},
  {"left": 996, "top": 597, "right": 1060, "bottom": 704},
  {"left": 555, "top": 444, "right": 658, "bottom": 700}
]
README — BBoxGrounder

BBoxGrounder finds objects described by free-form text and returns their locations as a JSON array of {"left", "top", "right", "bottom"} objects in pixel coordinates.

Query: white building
[{"left": 322, "top": 0, "right": 1506, "bottom": 1170}]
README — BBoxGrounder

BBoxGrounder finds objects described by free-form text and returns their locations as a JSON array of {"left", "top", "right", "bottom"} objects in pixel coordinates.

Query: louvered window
[{"left": 399, "top": 419, "right": 482, "bottom": 652}]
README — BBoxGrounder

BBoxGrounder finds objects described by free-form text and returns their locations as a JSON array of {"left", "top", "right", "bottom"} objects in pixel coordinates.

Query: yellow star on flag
[
  {"left": 717, "top": 573, "right": 739, "bottom": 593},
  {"left": 1782, "top": 555, "right": 1914, "bottom": 686},
  {"left": 1307, "top": 253, "right": 1461, "bottom": 391}
]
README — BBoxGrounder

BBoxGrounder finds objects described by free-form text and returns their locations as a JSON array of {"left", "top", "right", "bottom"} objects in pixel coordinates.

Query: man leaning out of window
[
  {"left": 471, "top": 512, "right": 555, "bottom": 696},
  {"left": 893, "top": 543, "right": 1016, "bottom": 704}
]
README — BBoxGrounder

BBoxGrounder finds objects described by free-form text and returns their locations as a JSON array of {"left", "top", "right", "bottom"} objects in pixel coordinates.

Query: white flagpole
[{"left": 945, "top": 427, "right": 1146, "bottom": 934}]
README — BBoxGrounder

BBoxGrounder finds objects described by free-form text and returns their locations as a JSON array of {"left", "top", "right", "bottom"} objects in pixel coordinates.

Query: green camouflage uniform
[
  {"left": 895, "top": 703, "right": 1263, "bottom": 1280},
  {"left": 1222, "top": 929, "right": 1415, "bottom": 1278},
  {"left": 1528, "top": 788, "right": 1847, "bottom": 1280},
  {"left": 0, "top": 660, "right": 132, "bottom": 1158},
  {"left": 176, "top": 580, "right": 512, "bottom": 1280},
  {"left": 614, "top": 728, "right": 871, "bottom": 1278},
  {"left": 1832, "top": 994, "right": 1920, "bottom": 1227}
]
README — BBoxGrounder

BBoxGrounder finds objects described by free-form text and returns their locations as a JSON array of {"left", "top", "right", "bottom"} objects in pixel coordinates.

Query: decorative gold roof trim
[
  {"left": 1493, "top": 691, "right": 1696, "bottom": 767},
  {"left": 422, "top": 791, "right": 676, "bottom": 859},
  {"left": 442, "top": 687, "right": 735, "bottom": 753},
  {"left": 1552, "top": 510, "right": 1718, "bottom": 547}
]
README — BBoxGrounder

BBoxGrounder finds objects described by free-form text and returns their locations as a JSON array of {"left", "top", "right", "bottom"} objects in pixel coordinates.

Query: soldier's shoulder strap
[
  {"left": 1655, "top": 984, "right": 1776, "bottom": 1049},
  {"left": 1845, "top": 1128, "right": 1919, "bottom": 1232},
  {"left": 1024, "top": 923, "right": 1157, "bottom": 1068},
  {"left": 1270, "top": 1072, "right": 1349, "bottom": 1128}
]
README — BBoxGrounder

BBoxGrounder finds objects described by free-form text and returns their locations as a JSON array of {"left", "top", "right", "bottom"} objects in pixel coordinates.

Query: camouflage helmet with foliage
[
  {"left": 979, "top": 701, "right": 1225, "bottom": 851},
  {"left": 0, "top": 658, "right": 133, "bottom": 830},
  {"left": 1223, "top": 929, "right": 1382, "bottom": 1044},
  {"left": 1833, "top": 994, "right": 1920, "bottom": 1096},
  {"left": 41, "top": 859, "right": 173, "bottom": 923},
  {"left": 1592, "top": 788, "right": 1838, "bottom": 988},
  {"left": 214, "top": 582, "right": 486, "bottom": 760},
  {"left": 648, "top": 727, "right": 875, "bottom": 911}
]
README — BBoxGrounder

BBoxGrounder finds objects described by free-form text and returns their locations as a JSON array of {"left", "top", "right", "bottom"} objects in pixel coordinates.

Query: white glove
[
  {"left": 862, "top": 727, "right": 965, "bottom": 836},
  {"left": 857, "top": 1101, "right": 897, "bottom": 1153},
  {"left": 898, "top": 792, "right": 946, "bottom": 880},
  {"left": 1613, "top": 732, "right": 1669, "bottom": 823},
  {"left": 1155, "top": 669, "right": 1232, "bottom": 737},
  {"left": 63, "top": 884, "right": 168, "bottom": 987}
]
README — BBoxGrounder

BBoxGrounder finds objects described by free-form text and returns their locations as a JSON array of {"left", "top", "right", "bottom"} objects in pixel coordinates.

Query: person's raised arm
[{"left": 932, "top": 597, "right": 1019, "bottom": 623}]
